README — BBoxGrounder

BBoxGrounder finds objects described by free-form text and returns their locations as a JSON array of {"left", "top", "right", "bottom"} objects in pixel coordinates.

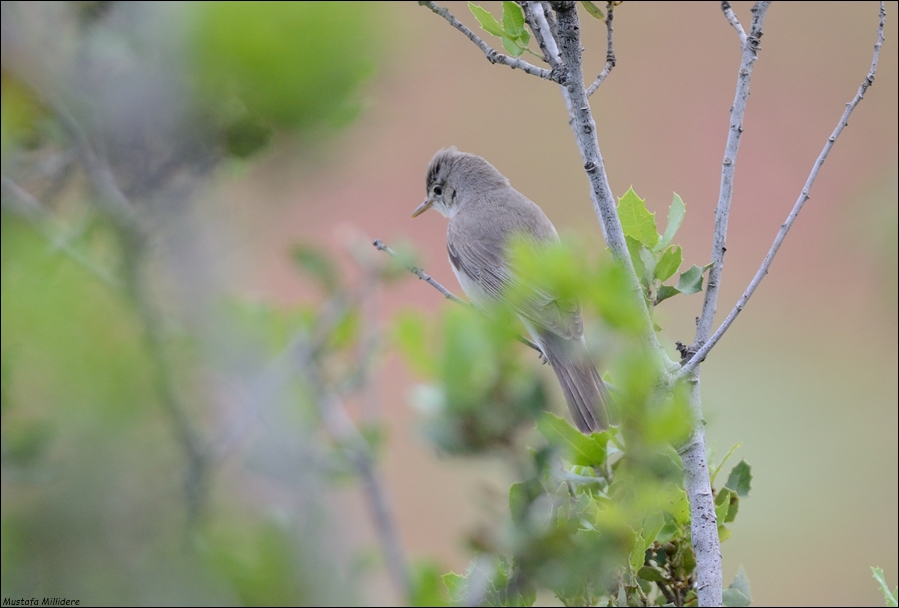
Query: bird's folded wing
[{"left": 447, "top": 233, "right": 582, "bottom": 341}]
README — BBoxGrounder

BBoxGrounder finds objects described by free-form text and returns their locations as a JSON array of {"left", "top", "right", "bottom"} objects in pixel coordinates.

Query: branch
[
  {"left": 721, "top": 1, "right": 748, "bottom": 47},
  {"left": 372, "top": 239, "right": 466, "bottom": 305},
  {"left": 372, "top": 239, "right": 545, "bottom": 355},
  {"left": 295, "top": 341, "right": 412, "bottom": 602},
  {"left": 585, "top": 2, "right": 617, "bottom": 97},
  {"left": 49, "top": 99, "right": 210, "bottom": 520},
  {"left": 1, "top": 175, "right": 123, "bottom": 289},
  {"left": 691, "top": 2, "right": 770, "bottom": 358},
  {"left": 548, "top": 2, "right": 663, "bottom": 354},
  {"left": 677, "top": 0, "right": 887, "bottom": 381},
  {"left": 419, "top": 1, "right": 556, "bottom": 81},
  {"left": 523, "top": 2, "right": 564, "bottom": 74}
]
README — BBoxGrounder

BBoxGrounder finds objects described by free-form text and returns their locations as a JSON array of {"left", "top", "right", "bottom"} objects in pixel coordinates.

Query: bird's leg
[{"left": 516, "top": 334, "right": 548, "bottom": 363}]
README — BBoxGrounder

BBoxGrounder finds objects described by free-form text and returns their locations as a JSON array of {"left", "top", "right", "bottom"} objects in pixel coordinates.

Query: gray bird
[{"left": 411, "top": 147, "right": 609, "bottom": 433}]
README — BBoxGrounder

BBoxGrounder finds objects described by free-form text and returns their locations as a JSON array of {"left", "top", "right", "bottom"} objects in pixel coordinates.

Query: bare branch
[
  {"left": 586, "top": 2, "right": 617, "bottom": 97},
  {"left": 296, "top": 342, "right": 412, "bottom": 602},
  {"left": 721, "top": 1, "right": 748, "bottom": 47},
  {"left": 419, "top": 1, "right": 556, "bottom": 81},
  {"left": 372, "top": 238, "right": 466, "bottom": 304},
  {"left": 677, "top": 0, "right": 887, "bottom": 381},
  {"left": 691, "top": 1, "right": 770, "bottom": 356},
  {"left": 523, "top": 2, "right": 564, "bottom": 73}
]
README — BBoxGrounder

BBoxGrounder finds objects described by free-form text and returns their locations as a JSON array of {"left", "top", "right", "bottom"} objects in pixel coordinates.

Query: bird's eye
[{"left": 433, "top": 185, "right": 443, "bottom": 196}]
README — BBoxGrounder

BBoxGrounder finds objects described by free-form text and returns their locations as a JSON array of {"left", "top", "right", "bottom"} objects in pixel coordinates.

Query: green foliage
[
  {"left": 722, "top": 566, "right": 752, "bottom": 607},
  {"left": 617, "top": 188, "right": 710, "bottom": 312},
  {"left": 468, "top": 2, "right": 538, "bottom": 58},
  {"left": 872, "top": 567, "right": 899, "bottom": 607},
  {"left": 190, "top": 1, "right": 380, "bottom": 155},
  {"left": 397, "top": 304, "right": 547, "bottom": 453},
  {"left": 580, "top": 1, "right": 606, "bottom": 20},
  {"left": 392, "top": 235, "right": 750, "bottom": 606}
]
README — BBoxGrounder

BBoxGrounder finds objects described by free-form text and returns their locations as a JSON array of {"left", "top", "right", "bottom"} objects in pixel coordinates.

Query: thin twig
[
  {"left": 372, "top": 239, "right": 466, "bottom": 305},
  {"left": 586, "top": 2, "right": 617, "bottom": 97},
  {"left": 419, "top": 1, "right": 556, "bottom": 81},
  {"left": 678, "top": 0, "right": 887, "bottom": 381},
  {"left": 372, "top": 239, "right": 545, "bottom": 355},
  {"left": 721, "top": 1, "right": 748, "bottom": 47}
]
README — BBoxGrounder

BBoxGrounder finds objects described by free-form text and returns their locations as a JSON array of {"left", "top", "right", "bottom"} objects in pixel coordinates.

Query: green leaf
[
  {"left": 292, "top": 244, "right": 339, "bottom": 293},
  {"left": 710, "top": 442, "right": 742, "bottom": 485},
  {"left": 724, "top": 459, "right": 752, "bottom": 498},
  {"left": 675, "top": 264, "right": 705, "bottom": 295},
  {"left": 502, "top": 1, "right": 526, "bottom": 36},
  {"left": 625, "top": 236, "right": 647, "bottom": 288},
  {"left": 729, "top": 566, "right": 752, "bottom": 604},
  {"left": 654, "top": 245, "right": 682, "bottom": 282},
  {"left": 721, "top": 588, "right": 751, "bottom": 607},
  {"left": 871, "top": 567, "right": 898, "bottom": 607},
  {"left": 656, "top": 193, "right": 686, "bottom": 252},
  {"left": 637, "top": 566, "right": 667, "bottom": 583},
  {"left": 618, "top": 188, "right": 659, "bottom": 249},
  {"left": 639, "top": 245, "right": 657, "bottom": 289},
  {"left": 469, "top": 2, "right": 506, "bottom": 38},
  {"left": 410, "top": 561, "right": 449, "bottom": 607},
  {"left": 536, "top": 412, "right": 609, "bottom": 467},
  {"left": 580, "top": 1, "right": 605, "bottom": 20},
  {"left": 509, "top": 479, "right": 544, "bottom": 524},
  {"left": 630, "top": 511, "right": 665, "bottom": 573},
  {"left": 655, "top": 284, "right": 681, "bottom": 304},
  {"left": 715, "top": 487, "right": 735, "bottom": 525},
  {"left": 442, "top": 571, "right": 466, "bottom": 605},
  {"left": 501, "top": 36, "right": 525, "bottom": 57}
]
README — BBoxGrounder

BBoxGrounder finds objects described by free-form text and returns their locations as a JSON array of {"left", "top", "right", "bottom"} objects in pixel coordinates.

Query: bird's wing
[{"left": 447, "top": 216, "right": 582, "bottom": 340}]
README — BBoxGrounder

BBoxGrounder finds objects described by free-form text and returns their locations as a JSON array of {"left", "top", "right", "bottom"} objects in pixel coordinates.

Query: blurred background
[{"left": 2, "top": 1, "right": 896, "bottom": 606}]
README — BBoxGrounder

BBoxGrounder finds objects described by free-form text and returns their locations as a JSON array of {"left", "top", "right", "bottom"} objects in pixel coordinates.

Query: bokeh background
[{"left": 2, "top": 2, "right": 896, "bottom": 606}]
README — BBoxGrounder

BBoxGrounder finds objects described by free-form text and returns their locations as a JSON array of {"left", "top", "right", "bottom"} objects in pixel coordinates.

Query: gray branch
[
  {"left": 372, "top": 239, "right": 466, "bottom": 304},
  {"left": 692, "top": 2, "right": 770, "bottom": 356},
  {"left": 585, "top": 2, "right": 617, "bottom": 97},
  {"left": 419, "top": 1, "right": 555, "bottom": 81},
  {"left": 675, "top": 5, "right": 771, "bottom": 605},
  {"left": 295, "top": 341, "right": 412, "bottom": 602},
  {"left": 677, "top": 0, "right": 887, "bottom": 382},
  {"left": 547, "top": 1, "right": 663, "bottom": 354}
]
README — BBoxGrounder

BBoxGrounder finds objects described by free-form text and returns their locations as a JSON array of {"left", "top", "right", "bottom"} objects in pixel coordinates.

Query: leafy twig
[
  {"left": 585, "top": 2, "right": 617, "bottom": 97},
  {"left": 419, "top": 1, "right": 555, "bottom": 81}
]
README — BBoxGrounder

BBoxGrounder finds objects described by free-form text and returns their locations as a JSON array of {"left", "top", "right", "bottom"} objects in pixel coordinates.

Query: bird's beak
[{"left": 411, "top": 198, "right": 433, "bottom": 218}]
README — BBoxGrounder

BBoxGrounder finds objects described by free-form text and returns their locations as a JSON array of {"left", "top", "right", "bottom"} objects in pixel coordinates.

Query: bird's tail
[{"left": 539, "top": 331, "right": 610, "bottom": 433}]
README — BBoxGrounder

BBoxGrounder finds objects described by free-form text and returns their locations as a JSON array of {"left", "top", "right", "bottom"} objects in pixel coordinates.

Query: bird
[{"left": 411, "top": 147, "right": 609, "bottom": 433}]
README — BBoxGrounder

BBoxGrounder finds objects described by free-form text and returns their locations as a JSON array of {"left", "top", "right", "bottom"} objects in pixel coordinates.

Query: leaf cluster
[{"left": 618, "top": 188, "right": 710, "bottom": 312}]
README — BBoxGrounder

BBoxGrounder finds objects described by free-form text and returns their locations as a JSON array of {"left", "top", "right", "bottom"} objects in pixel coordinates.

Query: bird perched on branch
[{"left": 411, "top": 147, "right": 609, "bottom": 433}]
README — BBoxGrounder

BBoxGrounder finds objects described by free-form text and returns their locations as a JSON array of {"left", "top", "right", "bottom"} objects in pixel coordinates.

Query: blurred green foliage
[
  {"left": 395, "top": 227, "right": 749, "bottom": 605},
  {"left": 190, "top": 1, "right": 380, "bottom": 156},
  {"left": 2, "top": 1, "right": 387, "bottom": 604}
]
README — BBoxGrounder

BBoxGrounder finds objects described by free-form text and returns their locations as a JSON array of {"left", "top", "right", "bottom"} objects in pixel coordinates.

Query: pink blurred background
[{"left": 201, "top": 2, "right": 897, "bottom": 605}]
